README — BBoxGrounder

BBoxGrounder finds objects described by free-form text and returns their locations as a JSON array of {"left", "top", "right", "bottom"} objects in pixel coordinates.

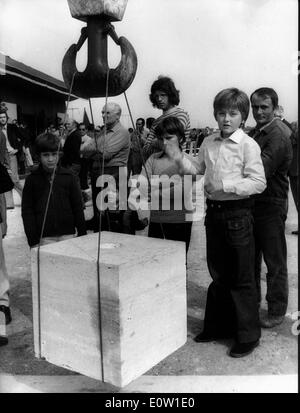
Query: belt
[{"left": 206, "top": 198, "right": 254, "bottom": 210}]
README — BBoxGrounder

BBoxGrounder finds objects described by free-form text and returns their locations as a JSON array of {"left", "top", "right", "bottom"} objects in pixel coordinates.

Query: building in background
[{"left": 0, "top": 53, "right": 77, "bottom": 136}]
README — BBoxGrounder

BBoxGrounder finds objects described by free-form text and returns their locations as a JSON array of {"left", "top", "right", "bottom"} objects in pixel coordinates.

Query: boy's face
[
  {"left": 40, "top": 151, "right": 59, "bottom": 173},
  {"left": 251, "top": 94, "right": 275, "bottom": 127},
  {"left": 160, "top": 132, "right": 180, "bottom": 153},
  {"left": 215, "top": 108, "right": 243, "bottom": 138}
]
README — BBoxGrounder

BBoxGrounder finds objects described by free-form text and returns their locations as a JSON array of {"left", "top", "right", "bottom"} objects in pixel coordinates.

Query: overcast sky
[{"left": 0, "top": 0, "right": 298, "bottom": 128}]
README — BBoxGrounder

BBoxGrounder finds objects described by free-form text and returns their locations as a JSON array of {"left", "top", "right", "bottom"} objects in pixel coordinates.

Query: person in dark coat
[
  {"left": 249, "top": 89, "right": 293, "bottom": 328},
  {"left": 22, "top": 133, "right": 86, "bottom": 247},
  {"left": 61, "top": 119, "right": 82, "bottom": 183}
]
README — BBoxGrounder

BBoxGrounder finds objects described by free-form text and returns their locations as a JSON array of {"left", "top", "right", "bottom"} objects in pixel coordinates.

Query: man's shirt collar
[{"left": 256, "top": 117, "right": 276, "bottom": 133}]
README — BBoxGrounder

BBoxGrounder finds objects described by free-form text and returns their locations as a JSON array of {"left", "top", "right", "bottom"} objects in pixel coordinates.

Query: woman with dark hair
[{"left": 142, "top": 76, "right": 190, "bottom": 160}]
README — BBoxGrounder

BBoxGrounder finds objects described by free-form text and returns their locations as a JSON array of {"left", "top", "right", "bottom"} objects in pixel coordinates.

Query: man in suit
[{"left": 61, "top": 118, "right": 82, "bottom": 184}]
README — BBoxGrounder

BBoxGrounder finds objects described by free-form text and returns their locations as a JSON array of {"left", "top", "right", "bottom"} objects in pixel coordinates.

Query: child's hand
[
  {"left": 204, "top": 181, "right": 223, "bottom": 198},
  {"left": 164, "top": 139, "right": 182, "bottom": 162}
]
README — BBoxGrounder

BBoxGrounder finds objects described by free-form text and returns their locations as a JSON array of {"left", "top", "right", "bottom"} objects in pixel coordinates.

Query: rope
[
  {"left": 93, "top": 68, "right": 110, "bottom": 382},
  {"left": 36, "top": 72, "right": 76, "bottom": 358}
]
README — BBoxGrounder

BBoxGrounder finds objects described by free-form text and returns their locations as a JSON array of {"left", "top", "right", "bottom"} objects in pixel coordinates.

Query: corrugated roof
[{"left": 0, "top": 53, "right": 78, "bottom": 100}]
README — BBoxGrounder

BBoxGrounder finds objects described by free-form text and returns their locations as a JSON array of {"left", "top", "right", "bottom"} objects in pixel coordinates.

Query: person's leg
[
  {"left": 79, "top": 158, "right": 89, "bottom": 190},
  {"left": 223, "top": 209, "right": 260, "bottom": 343},
  {"left": 0, "top": 223, "right": 11, "bottom": 343},
  {"left": 201, "top": 210, "right": 236, "bottom": 337},
  {"left": 148, "top": 222, "right": 164, "bottom": 239},
  {"left": 90, "top": 172, "right": 100, "bottom": 231},
  {"left": 199, "top": 207, "right": 260, "bottom": 346},
  {"left": 156, "top": 222, "right": 192, "bottom": 254},
  {"left": 254, "top": 202, "right": 288, "bottom": 318},
  {"left": 290, "top": 176, "right": 298, "bottom": 212},
  {"left": 0, "top": 224, "right": 10, "bottom": 308},
  {"left": 9, "top": 154, "right": 23, "bottom": 199},
  {"left": 0, "top": 194, "right": 7, "bottom": 237}
]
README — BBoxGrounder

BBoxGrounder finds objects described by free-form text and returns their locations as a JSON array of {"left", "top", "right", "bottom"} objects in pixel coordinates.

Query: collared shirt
[
  {"left": 248, "top": 117, "right": 292, "bottom": 200},
  {"left": 181, "top": 128, "right": 266, "bottom": 201},
  {"left": 82, "top": 121, "right": 130, "bottom": 168}
]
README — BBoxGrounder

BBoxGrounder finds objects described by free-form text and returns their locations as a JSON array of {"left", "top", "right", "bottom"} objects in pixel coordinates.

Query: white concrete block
[{"left": 31, "top": 231, "right": 186, "bottom": 388}]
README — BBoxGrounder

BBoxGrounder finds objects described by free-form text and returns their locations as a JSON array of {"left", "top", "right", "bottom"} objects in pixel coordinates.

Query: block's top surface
[{"left": 35, "top": 232, "right": 185, "bottom": 267}]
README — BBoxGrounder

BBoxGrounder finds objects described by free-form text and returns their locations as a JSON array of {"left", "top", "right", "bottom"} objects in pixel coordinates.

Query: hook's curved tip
[{"left": 62, "top": 37, "right": 137, "bottom": 98}]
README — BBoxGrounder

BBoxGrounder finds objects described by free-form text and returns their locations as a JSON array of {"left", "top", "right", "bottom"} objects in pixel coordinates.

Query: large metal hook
[{"left": 62, "top": 16, "right": 137, "bottom": 98}]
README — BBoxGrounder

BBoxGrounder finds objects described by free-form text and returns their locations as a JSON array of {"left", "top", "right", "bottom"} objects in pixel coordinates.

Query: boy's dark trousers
[
  {"left": 203, "top": 199, "right": 261, "bottom": 344},
  {"left": 148, "top": 221, "right": 193, "bottom": 254}
]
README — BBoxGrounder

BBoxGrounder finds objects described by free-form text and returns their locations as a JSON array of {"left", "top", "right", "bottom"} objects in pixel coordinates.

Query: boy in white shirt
[{"left": 166, "top": 88, "right": 266, "bottom": 357}]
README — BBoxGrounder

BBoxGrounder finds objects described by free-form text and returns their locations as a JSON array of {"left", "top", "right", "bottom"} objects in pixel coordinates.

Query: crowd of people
[{"left": 0, "top": 76, "right": 298, "bottom": 360}]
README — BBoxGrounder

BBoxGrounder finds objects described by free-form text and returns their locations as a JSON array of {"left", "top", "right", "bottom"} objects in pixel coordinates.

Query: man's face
[
  {"left": 251, "top": 94, "right": 275, "bottom": 127},
  {"left": 136, "top": 120, "right": 144, "bottom": 131},
  {"left": 79, "top": 125, "right": 87, "bottom": 136},
  {"left": 102, "top": 106, "right": 119, "bottom": 128},
  {"left": 0, "top": 113, "right": 8, "bottom": 127}
]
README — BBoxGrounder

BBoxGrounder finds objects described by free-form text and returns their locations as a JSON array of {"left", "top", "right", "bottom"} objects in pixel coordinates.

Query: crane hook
[{"left": 62, "top": 16, "right": 137, "bottom": 98}]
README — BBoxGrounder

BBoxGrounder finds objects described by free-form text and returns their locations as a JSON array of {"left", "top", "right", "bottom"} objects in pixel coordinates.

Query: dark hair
[
  {"left": 213, "top": 88, "right": 250, "bottom": 122},
  {"left": 146, "top": 117, "right": 155, "bottom": 129},
  {"left": 149, "top": 76, "right": 180, "bottom": 108},
  {"left": 136, "top": 118, "right": 145, "bottom": 126},
  {"left": 155, "top": 116, "right": 185, "bottom": 147},
  {"left": 0, "top": 109, "right": 8, "bottom": 118},
  {"left": 250, "top": 87, "right": 278, "bottom": 109},
  {"left": 35, "top": 133, "right": 60, "bottom": 154}
]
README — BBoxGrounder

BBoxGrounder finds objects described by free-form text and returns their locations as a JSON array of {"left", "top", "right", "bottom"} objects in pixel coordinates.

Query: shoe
[
  {"left": 229, "top": 340, "right": 259, "bottom": 358},
  {"left": 194, "top": 330, "right": 232, "bottom": 343},
  {"left": 291, "top": 230, "right": 298, "bottom": 235},
  {"left": 0, "top": 336, "right": 8, "bottom": 346},
  {"left": 260, "top": 315, "right": 284, "bottom": 328},
  {"left": 0, "top": 305, "right": 12, "bottom": 325}
]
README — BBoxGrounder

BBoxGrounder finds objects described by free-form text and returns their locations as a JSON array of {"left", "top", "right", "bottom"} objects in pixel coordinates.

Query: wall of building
[{"left": 0, "top": 74, "right": 67, "bottom": 135}]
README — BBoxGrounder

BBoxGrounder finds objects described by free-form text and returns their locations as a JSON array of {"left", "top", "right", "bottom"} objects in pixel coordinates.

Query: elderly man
[
  {"left": 249, "top": 88, "right": 292, "bottom": 328},
  {"left": 82, "top": 102, "right": 130, "bottom": 232}
]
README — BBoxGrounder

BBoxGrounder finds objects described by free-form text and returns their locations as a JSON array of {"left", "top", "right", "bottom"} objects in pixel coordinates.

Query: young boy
[
  {"left": 22, "top": 133, "right": 86, "bottom": 247},
  {"left": 166, "top": 88, "right": 266, "bottom": 357},
  {"left": 129, "top": 116, "right": 195, "bottom": 253}
]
